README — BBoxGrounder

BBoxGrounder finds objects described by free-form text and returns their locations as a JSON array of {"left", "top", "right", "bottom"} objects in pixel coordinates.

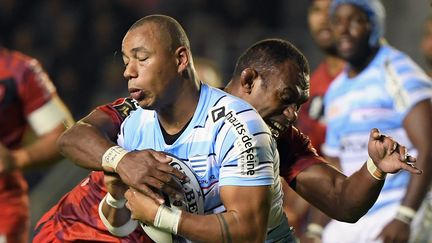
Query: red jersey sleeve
[
  {"left": 96, "top": 97, "right": 139, "bottom": 128},
  {"left": 15, "top": 53, "right": 56, "bottom": 116},
  {"left": 277, "top": 126, "right": 327, "bottom": 187}
]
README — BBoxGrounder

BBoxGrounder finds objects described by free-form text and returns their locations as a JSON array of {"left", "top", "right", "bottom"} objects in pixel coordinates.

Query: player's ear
[
  {"left": 175, "top": 46, "right": 189, "bottom": 73},
  {"left": 240, "top": 68, "right": 258, "bottom": 94}
]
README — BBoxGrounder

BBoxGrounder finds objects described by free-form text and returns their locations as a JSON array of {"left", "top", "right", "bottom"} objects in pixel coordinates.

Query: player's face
[
  {"left": 250, "top": 61, "right": 308, "bottom": 125},
  {"left": 331, "top": 4, "right": 371, "bottom": 62},
  {"left": 122, "top": 23, "right": 179, "bottom": 109},
  {"left": 421, "top": 19, "right": 432, "bottom": 67},
  {"left": 308, "top": 0, "right": 337, "bottom": 54}
]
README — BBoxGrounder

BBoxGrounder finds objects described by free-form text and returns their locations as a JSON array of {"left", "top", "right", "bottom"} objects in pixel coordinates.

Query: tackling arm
[{"left": 295, "top": 128, "right": 420, "bottom": 222}]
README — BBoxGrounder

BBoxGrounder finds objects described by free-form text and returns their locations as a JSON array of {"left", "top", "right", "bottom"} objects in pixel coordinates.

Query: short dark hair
[
  {"left": 233, "top": 38, "right": 310, "bottom": 105},
  {"left": 129, "top": 14, "right": 190, "bottom": 52}
]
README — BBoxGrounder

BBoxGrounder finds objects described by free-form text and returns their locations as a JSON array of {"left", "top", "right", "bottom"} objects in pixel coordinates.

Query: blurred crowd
[{"left": 0, "top": 0, "right": 315, "bottom": 118}]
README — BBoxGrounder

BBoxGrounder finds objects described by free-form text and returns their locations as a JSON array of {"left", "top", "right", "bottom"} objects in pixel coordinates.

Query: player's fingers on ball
[
  {"left": 161, "top": 183, "right": 184, "bottom": 201},
  {"left": 158, "top": 163, "right": 188, "bottom": 181},
  {"left": 152, "top": 151, "right": 172, "bottom": 163},
  {"left": 135, "top": 182, "right": 165, "bottom": 204}
]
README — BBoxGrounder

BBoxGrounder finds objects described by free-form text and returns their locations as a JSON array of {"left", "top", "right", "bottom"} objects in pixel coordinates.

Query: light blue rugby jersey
[
  {"left": 323, "top": 45, "right": 432, "bottom": 214},
  {"left": 118, "top": 83, "right": 289, "bottom": 241}
]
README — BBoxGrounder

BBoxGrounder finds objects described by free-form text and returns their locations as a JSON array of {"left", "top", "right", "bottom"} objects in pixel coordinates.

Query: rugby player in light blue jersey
[{"left": 312, "top": 0, "right": 432, "bottom": 242}]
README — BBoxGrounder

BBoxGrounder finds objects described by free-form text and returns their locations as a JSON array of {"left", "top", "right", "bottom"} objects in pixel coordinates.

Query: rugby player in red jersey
[{"left": 0, "top": 47, "right": 73, "bottom": 243}]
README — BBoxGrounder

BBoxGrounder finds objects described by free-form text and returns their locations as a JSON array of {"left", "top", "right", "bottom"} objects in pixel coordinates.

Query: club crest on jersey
[
  {"left": 113, "top": 98, "right": 139, "bottom": 119},
  {"left": 224, "top": 109, "right": 257, "bottom": 176}
]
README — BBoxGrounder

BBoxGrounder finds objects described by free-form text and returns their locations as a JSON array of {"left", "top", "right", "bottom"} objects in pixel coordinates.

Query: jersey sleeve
[
  {"left": 216, "top": 107, "right": 276, "bottom": 187},
  {"left": 96, "top": 97, "right": 139, "bottom": 130},
  {"left": 278, "top": 126, "right": 327, "bottom": 186},
  {"left": 383, "top": 52, "right": 432, "bottom": 119},
  {"left": 18, "top": 58, "right": 56, "bottom": 116},
  {"left": 17, "top": 57, "right": 70, "bottom": 135}
]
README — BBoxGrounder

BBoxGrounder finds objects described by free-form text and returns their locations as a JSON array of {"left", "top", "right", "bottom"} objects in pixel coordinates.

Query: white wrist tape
[
  {"left": 305, "top": 223, "right": 324, "bottom": 237},
  {"left": 366, "top": 157, "right": 386, "bottom": 180},
  {"left": 102, "top": 146, "right": 128, "bottom": 172},
  {"left": 98, "top": 195, "right": 138, "bottom": 236},
  {"left": 106, "top": 192, "right": 126, "bottom": 209},
  {"left": 154, "top": 204, "right": 182, "bottom": 235},
  {"left": 395, "top": 205, "right": 416, "bottom": 224}
]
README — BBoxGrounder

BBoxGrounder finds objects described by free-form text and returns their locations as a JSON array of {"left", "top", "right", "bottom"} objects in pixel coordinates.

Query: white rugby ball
[{"left": 141, "top": 154, "right": 204, "bottom": 243}]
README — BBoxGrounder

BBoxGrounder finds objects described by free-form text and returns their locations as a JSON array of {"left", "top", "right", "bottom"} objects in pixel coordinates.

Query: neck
[
  {"left": 347, "top": 46, "right": 380, "bottom": 78},
  {"left": 158, "top": 77, "right": 200, "bottom": 135},
  {"left": 324, "top": 54, "right": 344, "bottom": 77}
]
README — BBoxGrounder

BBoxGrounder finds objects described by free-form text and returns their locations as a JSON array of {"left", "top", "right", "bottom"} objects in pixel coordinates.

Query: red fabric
[
  {"left": 0, "top": 48, "right": 57, "bottom": 242},
  {"left": 277, "top": 125, "right": 326, "bottom": 185},
  {"left": 297, "top": 61, "right": 340, "bottom": 155},
  {"left": 34, "top": 172, "right": 151, "bottom": 243}
]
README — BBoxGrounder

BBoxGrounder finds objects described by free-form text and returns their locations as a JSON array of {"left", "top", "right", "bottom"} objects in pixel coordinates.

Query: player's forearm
[
  {"left": 178, "top": 210, "right": 267, "bottom": 243},
  {"left": 332, "top": 162, "right": 384, "bottom": 221},
  {"left": 13, "top": 124, "right": 66, "bottom": 169},
  {"left": 99, "top": 193, "right": 138, "bottom": 236},
  {"left": 57, "top": 121, "right": 116, "bottom": 171}
]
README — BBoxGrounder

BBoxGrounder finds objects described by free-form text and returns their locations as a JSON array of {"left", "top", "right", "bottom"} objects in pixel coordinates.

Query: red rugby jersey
[{"left": 297, "top": 61, "right": 341, "bottom": 155}]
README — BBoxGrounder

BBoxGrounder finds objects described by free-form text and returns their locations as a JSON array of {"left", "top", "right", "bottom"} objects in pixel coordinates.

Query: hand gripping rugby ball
[{"left": 141, "top": 154, "right": 204, "bottom": 243}]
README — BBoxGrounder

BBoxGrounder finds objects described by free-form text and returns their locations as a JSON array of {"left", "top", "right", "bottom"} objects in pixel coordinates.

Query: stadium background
[{"left": 0, "top": 0, "right": 428, "bottom": 240}]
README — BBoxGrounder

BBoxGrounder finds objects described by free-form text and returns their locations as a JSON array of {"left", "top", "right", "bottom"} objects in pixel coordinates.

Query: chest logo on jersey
[
  {"left": 224, "top": 109, "right": 257, "bottom": 176},
  {"left": 211, "top": 106, "right": 226, "bottom": 122}
]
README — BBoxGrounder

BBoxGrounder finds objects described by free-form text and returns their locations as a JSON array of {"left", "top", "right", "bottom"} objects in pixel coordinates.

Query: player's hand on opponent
[
  {"left": 0, "top": 143, "right": 16, "bottom": 173},
  {"left": 124, "top": 188, "right": 160, "bottom": 225},
  {"left": 116, "top": 149, "right": 188, "bottom": 204},
  {"left": 104, "top": 172, "right": 129, "bottom": 200},
  {"left": 367, "top": 128, "right": 421, "bottom": 175}
]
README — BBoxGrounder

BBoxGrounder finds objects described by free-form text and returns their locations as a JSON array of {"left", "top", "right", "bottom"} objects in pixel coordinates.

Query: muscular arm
[
  {"left": 57, "top": 109, "right": 119, "bottom": 171},
  {"left": 296, "top": 161, "right": 383, "bottom": 222},
  {"left": 180, "top": 186, "right": 270, "bottom": 242},
  {"left": 57, "top": 108, "right": 186, "bottom": 202},
  {"left": 295, "top": 129, "right": 419, "bottom": 222}
]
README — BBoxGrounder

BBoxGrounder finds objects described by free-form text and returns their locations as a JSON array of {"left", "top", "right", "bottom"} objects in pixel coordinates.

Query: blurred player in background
[
  {"left": 0, "top": 46, "right": 73, "bottom": 243},
  {"left": 309, "top": 0, "right": 432, "bottom": 242}
]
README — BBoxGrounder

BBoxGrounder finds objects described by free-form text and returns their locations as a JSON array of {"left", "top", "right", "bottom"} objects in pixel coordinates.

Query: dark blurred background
[{"left": 0, "top": 0, "right": 429, "bottom": 240}]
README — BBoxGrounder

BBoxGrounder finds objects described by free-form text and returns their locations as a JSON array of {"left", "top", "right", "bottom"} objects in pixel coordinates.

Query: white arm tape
[
  {"left": 106, "top": 192, "right": 126, "bottom": 209},
  {"left": 28, "top": 99, "right": 69, "bottom": 135},
  {"left": 154, "top": 204, "right": 182, "bottom": 235},
  {"left": 102, "top": 146, "right": 128, "bottom": 172},
  {"left": 98, "top": 195, "right": 138, "bottom": 236},
  {"left": 366, "top": 157, "right": 386, "bottom": 180},
  {"left": 395, "top": 205, "right": 417, "bottom": 224}
]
